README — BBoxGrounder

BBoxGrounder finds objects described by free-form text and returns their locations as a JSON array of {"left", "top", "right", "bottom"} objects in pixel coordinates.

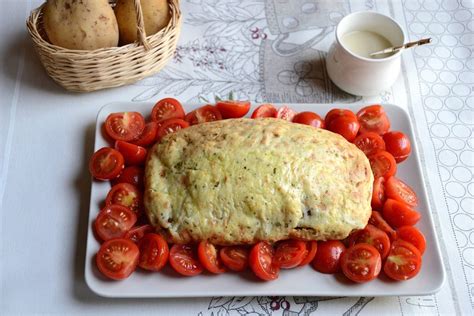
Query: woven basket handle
[{"left": 133, "top": 0, "right": 151, "bottom": 50}]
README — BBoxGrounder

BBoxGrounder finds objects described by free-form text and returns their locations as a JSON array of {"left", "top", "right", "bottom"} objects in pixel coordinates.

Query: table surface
[{"left": 1, "top": 0, "right": 472, "bottom": 315}]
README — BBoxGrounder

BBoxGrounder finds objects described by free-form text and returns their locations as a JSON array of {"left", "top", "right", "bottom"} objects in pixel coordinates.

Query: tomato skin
[
  {"left": 274, "top": 239, "right": 307, "bottom": 269},
  {"left": 356, "top": 105, "right": 390, "bottom": 135},
  {"left": 298, "top": 241, "right": 318, "bottom": 266},
  {"left": 151, "top": 98, "right": 185, "bottom": 122},
  {"left": 383, "top": 131, "right": 411, "bottom": 163},
  {"left": 96, "top": 238, "right": 139, "bottom": 280},
  {"left": 347, "top": 225, "right": 391, "bottom": 259},
  {"left": 124, "top": 224, "right": 153, "bottom": 243},
  {"left": 311, "top": 240, "right": 345, "bottom": 274},
  {"left": 114, "top": 166, "right": 144, "bottom": 189},
  {"left": 94, "top": 204, "right": 137, "bottom": 241},
  {"left": 292, "top": 112, "right": 325, "bottom": 128},
  {"left": 115, "top": 141, "right": 147, "bottom": 166},
  {"left": 371, "top": 177, "right": 386, "bottom": 210},
  {"left": 89, "top": 147, "right": 125, "bottom": 181},
  {"left": 325, "top": 109, "right": 357, "bottom": 127},
  {"left": 105, "top": 183, "right": 142, "bottom": 215},
  {"left": 385, "top": 176, "right": 418, "bottom": 207},
  {"left": 138, "top": 233, "right": 169, "bottom": 271},
  {"left": 185, "top": 105, "right": 222, "bottom": 125},
  {"left": 369, "top": 210, "right": 397, "bottom": 241},
  {"left": 156, "top": 118, "right": 189, "bottom": 141},
  {"left": 131, "top": 122, "right": 159, "bottom": 147},
  {"left": 216, "top": 100, "right": 251, "bottom": 119},
  {"left": 249, "top": 242, "right": 280, "bottom": 281},
  {"left": 368, "top": 151, "right": 397, "bottom": 179},
  {"left": 327, "top": 115, "right": 360, "bottom": 142},
  {"left": 219, "top": 246, "right": 249, "bottom": 272},
  {"left": 197, "top": 240, "right": 226, "bottom": 274},
  {"left": 383, "top": 199, "right": 421, "bottom": 228},
  {"left": 251, "top": 104, "right": 278, "bottom": 118},
  {"left": 384, "top": 240, "right": 422, "bottom": 281},
  {"left": 396, "top": 226, "right": 426, "bottom": 254},
  {"left": 105, "top": 112, "right": 146, "bottom": 142},
  {"left": 276, "top": 106, "right": 297, "bottom": 121},
  {"left": 169, "top": 244, "right": 203, "bottom": 276},
  {"left": 353, "top": 132, "right": 386, "bottom": 156},
  {"left": 341, "top": 243, "right": 382, "bottom": 283}
]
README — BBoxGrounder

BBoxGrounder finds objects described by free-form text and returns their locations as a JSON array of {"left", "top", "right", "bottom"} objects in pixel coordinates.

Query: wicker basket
[{"left": 26, "top": 0, "right": 181, "bottom": 92}]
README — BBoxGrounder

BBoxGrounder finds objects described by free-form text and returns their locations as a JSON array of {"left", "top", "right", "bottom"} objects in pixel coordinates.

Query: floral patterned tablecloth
[{"left": 0, "top": 0, "right": 472, "bottom": 315}]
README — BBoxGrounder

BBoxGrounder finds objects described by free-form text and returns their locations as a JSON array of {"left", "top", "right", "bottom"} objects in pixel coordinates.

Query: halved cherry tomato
[
  {"left": 384, "top": 240, "right": 422, "bottom": 280},
  {"left": 353, "top": 132, "right": 386, "bottom": 156},
  {"left": 396, "top": 226, "right": 426, "bottom": 254},
  {"left": 169, "top": 244, "right": 203, "bottom": 276},
  {"left": 357, "top": 105, "right": 390, "bottom": 135},
  {"left": 324, "top": 109, "right": 357, "bottom": 127},
  {"left": 383, "top": 199, "right": 421, "bottom": 228},
  {"left": 96, "top": 238, "right": 139, "bottom": 280},
  {"left": 347, "top": 225, "right": 391, "bottom": 259},
  {"left": 151, "top": 98, "right": 185, "bottom": 122},
  {"left": 383, "top": 131, "right": 411, "bottom": 163},
  {"left": 138, "top": 233, "right": 169, "bottom": 271},
  {"left": 274, "top": 239, "right": 307, "bottom": 268},
  {"left": 385, "top": 176, "right": 418, "bottom": 207},
  {"left": 341, "top": 243, "right": 382, "bottom": 283},
  {"left": 114, "top": 166, "right": 144, "bottom": 189},
  {"left": 105, "top": 183, "right": 142, "bottom": 215},
  {"left": 198, "top": 240, "right": 226, "bottom": 274},
  {"left": 327, "top": 115, "right": 360, "bottom": 142},
  {"left": 131, "top": 122, "right": 159, "bottom": 147},
  {"left": 276, "top": 106, "right": 297, "bottom": 121},
  {"left": 249, "top": 242, "right": 279, "bottom": 281},
  {"left": 89, "top": 147, "right": 124, "bottom": 180},
  {"left": 105, "top": 112, "right": 146, "bottom": 142},
  {"left": 251, "top": 104, "right": 278, "bottom": 118},
  {"left": 156, "top": 118, "right": 189, "bottom": 141},
  {"left": 369, "top": 210, "right": 397, "bottom": 241},
  {"left": 219, "top": 246, "right": 249, "bottom": 272},
  {"left": 115, "top": 141, "right": 147, "bottom": 166},
  {"left": 124, "top": 224, "right": 153, "bottom": 243},
  {"left": 372, "top": 177, "right": 386, "bottom": 210},
  {"left": 292, "top": 112, "right": 325, "bottom": 128},
  {"left": 298, "top": 241, "right": 318, "bottom": 266},
  {"left": 216, "top": 100, "right": 251, "bottom": 119},
  {"left": 94, "top": 204, "right": 137, "bottom": 241},
  {"left": 312, "top": 240, "right": 345, "bottom": 274},
  {"left": 185, "top": 105, "right": 222, "bottom": 125},
  {"left": 368, "top": 151, "right": 397, "bottom": 179}
]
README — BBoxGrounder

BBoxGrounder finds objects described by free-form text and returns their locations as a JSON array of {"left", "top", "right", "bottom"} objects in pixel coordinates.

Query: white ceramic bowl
[{"left": 326, "top": 11, "right": 405, "bottom": 96}]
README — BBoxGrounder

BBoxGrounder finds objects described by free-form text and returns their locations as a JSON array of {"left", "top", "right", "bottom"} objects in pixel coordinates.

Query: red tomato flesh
[
  {"left": 353, "top": 132, "right": 386, "bottom": 156},
  {"left": 369, "top": 210, "right": 397, "bottom": 241},
  {"left": 115, "top": 141, "right": 147, "bottom": 166},
  {"left": 124, "top": 224, "right": 153, "bottom": 244},
  {"left": 396, "top": 226, "right": 426, "bottom": 254},
  {"left": 114, "top": 166, "right": 144, "bottom": 189},
  {"left": 132, "top": 122, "right": 159, "bottom": 147},
  {"left": 216, "top": 100, "right": 251, "bottom": 119},
  {"left": 292, "top": 112, "right": 325, "bottom": 128},
  {"left": 89, "top": 147, "right": 124, "bottom": 181},
  {"left": 198, "top": 240, "right": 226, "bottom": 274},
  {"left": 274, "top": 239, "right": 307, "bottom": 269},
  {"left": 219, "top": 246, "right": 249, "bottom": 272},
  {"left": 383, "top": 131, "right": 411, "bottom": 163},
  {"left": 249, "top": 242, "right": 279, "bottom": 281},
  {"left": 156, "top": 118, "right": 189, "bottom": 141},
  {"left": 312, "top": 240, "right": 345, "bottom": 274},
  {"left": 384, "top": 240, "right": 422, "bottom": 281},
  {"left": 298, "top": 241, "right": 318, "bottom": 266},
  {"left": 138, "top": 233, "right": 169, "bottom": 271},
  {"left": 151, "top": 98, "right": 185, "bottom": 122},
  {"left": 169, "top": 244, "right": 203, "bottom": 276},
  {"left": 383, "top": 199, "right": 421, "bottom": 228},
  {"left": 368, "top": 151, "right": 397, "bottom": 179},
  {"left": 96, "top": 238, "right": 139, "bottom": 280},
  {"left": 341, "top": 243, "right": 382, "bottom": 283},
  {"left": 94, "top": 204, "right": 137, "bottom": 241},
  {"left": 371, "top": 177, "right": 386, "bottom": 210},
  {"left": 185, "top": 105, "right": 222, "bottom": 125},
  {"left": 357, "top": 105, "right": 390, "bottom": 135},
  {"left": 385, "top": 176, "right": 418, "bottom": 207},
  {"left": 105, "top": 112, "right": 145, "bottom": 142},
  {"left": 347, "top": 224, "right": 391, "bottom": 259},
  {"left": 105, "top": 183, "right": 142, "bottom": 215},
  {"left": 276, "top": 106, "right": 297, "bottom": 121},
  {"left": 251, "top": 104, "right": 277, "bottom": 118}
]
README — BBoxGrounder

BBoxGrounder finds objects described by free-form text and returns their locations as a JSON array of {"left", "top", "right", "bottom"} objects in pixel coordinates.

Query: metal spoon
[{"left": 370, "top": 38, "right": 432, "bottom": 57}]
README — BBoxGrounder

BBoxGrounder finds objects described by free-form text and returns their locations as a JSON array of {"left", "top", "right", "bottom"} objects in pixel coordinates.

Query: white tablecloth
[{"left": 1, "top": 0, "right": 472, "bottom": 315}]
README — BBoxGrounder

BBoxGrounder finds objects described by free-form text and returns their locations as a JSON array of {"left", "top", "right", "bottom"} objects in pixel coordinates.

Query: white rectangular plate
[{"left": 85, "top": 102, "right": 445, "bottom": 298}]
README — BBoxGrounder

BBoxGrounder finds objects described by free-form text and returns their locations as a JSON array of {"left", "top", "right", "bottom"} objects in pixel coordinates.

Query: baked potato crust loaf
[{"left": 144, "top": 118, "right": 373, "bottom": 245}]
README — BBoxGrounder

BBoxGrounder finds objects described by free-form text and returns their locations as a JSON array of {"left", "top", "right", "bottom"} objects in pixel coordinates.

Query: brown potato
[
  {"left": 43, "top": 0, "right": 119, "bottom": 50},
  {"left": 114, "top": 0, "right": 170, "bottom": 45}
]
